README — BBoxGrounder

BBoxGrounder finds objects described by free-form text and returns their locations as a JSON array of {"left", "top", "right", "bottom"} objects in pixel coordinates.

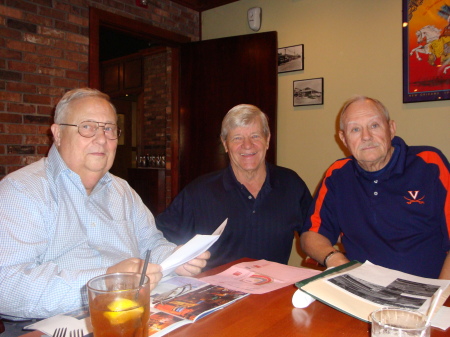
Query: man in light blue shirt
[{"left": 0, "top": 88, "right": 209, "bottom": 333}]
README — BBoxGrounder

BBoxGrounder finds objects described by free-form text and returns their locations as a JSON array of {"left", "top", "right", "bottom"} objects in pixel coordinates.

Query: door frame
[{"left": 88, "top": 7, "right": 189, "bottom": 196}]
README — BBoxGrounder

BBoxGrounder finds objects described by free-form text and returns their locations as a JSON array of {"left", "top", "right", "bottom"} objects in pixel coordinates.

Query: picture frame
[
  {"left": 278, "top": 44, "right": 304, "bottom": 73},
  {"left": 402, "top": 0, "right": 450, "bottom": 103},
  {"left": 293, "top": 78, "right": 324, "bottom": 106}
]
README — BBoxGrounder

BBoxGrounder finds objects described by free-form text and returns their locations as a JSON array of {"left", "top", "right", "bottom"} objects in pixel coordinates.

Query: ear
[
  {"left": 51, "top": 124, "right": 61, "bottom": 147},
  {"left": 338, "top": 130, "right": 348, "bottom": 148},
  {"left": 389, "top": 120, "right": 396, "bottom": 139},
  {"left": 266, "top": 133, "right": 271, "bottom": 150},
  {"left": 221, "top": 138, "right": 228, "bottom": 153}
]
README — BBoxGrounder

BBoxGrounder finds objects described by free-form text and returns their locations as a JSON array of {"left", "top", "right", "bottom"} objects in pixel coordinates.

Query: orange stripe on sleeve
[
  {"left": 417, "top": 151, "right": 450, "bottom": 239},
  {"left": 309, "top": 159, "right": 351, "bottom": 232}
]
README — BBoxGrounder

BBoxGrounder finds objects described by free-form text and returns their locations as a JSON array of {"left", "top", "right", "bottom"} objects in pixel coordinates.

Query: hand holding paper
[{"left": 160, "top": 219, "right": 227, "bottom": 276}]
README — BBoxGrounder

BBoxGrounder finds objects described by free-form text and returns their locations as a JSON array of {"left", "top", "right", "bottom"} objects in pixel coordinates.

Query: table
[{"left": 21, "top": 259, "right": 450, "bottom": 337}]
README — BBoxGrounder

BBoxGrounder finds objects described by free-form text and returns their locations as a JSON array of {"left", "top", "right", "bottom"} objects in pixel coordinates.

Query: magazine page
[
  {"left": 153, "top": 283, "right": 248, "bottom": 322},
  {"left": 148, "top": 310, "right": 191, "bottom": 337},
  {"left": 298, "top": 261, "right": 450, "bottom": 323}
]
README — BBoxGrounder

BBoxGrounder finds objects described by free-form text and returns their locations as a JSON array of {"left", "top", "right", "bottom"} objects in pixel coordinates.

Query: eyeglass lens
[{"left": 78, "top": 121, "right": 121, "bottom": 139}]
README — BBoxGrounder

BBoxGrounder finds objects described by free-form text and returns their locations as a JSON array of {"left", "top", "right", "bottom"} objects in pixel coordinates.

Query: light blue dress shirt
[{"left": 0, "top": 145, "right": 176, "bottom": 320}]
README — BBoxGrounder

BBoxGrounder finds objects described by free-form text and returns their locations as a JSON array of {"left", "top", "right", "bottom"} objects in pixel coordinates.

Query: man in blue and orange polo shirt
[{"left": 300, "top": 95, "right": 449, "bottom": 279}]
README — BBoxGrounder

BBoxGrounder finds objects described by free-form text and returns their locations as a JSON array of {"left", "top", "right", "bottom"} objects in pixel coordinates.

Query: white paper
[
  {"left": 24, "top": 314, "right": 92, "bottom": 336},
  {"left": 160, "top": 218, "right": 227, "bottom": 276}
]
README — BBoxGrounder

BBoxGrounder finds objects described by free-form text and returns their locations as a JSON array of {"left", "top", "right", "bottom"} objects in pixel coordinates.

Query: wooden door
[{"left": 176, "top": 31, "right": 278, "bottom": 192}]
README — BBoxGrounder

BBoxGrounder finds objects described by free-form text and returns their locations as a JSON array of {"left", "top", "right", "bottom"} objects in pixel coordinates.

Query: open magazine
[
  {"left": 295, "top": 260, "right": 450, "bottom": 324},
  {"left": 148, "top": 276, "right": 249, "bottom": 336}
]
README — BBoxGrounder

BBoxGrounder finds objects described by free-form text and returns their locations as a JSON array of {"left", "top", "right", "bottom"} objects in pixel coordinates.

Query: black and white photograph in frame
[
  {"left": 278, "top": 44, "right": 304, "bottom": 73},
  {"left": 293, "top": 78, "right": 324, "bottom": 106}
]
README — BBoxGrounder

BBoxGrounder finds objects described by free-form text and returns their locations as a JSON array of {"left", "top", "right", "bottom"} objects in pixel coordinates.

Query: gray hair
[
  {"left": 220, "top": 104, "right": 270, "bottom": 141},
  {"left": 54, "top": 88, "right": 116, "bottom": 124},
  {"left": 339, "top": 95, "right": 390, "bottom": 130}
]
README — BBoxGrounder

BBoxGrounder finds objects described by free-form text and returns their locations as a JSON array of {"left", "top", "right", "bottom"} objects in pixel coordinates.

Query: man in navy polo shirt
[
  {"left": 157, "top": 104, "right": 312, "bottom": 270},
  {"left": 300, "top": 95, "right": 450, "bottom": 279}
]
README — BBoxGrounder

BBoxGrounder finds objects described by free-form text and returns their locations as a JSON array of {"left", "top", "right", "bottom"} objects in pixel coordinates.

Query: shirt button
[
  {"left": 248, "top": 196, "right": 252, "bottom": 199},
  {"left": 374, "top": 180, "right": 378, "bottom": 183},
  {"left": 374, "top": 192, "right": 378, "bottom": 196},
  {"left": 253, "top": 210, "right": 255, "bottom": 213},
  {"left": 91, "top": 223, "right": 96, "bottom": 227}
]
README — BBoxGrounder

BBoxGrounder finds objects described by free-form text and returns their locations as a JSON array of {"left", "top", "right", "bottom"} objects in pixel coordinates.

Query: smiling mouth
[{"left": 240, "top": 152, "right": 257, "bottom": 157}]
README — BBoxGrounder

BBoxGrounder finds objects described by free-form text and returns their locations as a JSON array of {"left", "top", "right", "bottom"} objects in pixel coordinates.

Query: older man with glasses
[{"left": 0, "top": 88, "right": 209, "bottom": 335}]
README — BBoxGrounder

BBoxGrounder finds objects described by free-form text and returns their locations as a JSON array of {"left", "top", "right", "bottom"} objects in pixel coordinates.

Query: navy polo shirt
[
  {"left": 302, "top": 136, "right": 450, "bottom": 278},
  {"left": 156, "top": 163, "right": 312, "bottom": 270}
]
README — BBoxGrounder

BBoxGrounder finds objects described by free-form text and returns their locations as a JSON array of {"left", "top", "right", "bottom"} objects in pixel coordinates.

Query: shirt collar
[{"left": 222, "top": 162, "right": 273, "bottom": 192}]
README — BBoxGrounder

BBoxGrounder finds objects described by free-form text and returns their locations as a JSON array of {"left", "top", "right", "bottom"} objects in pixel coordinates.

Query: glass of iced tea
[{"left": 87, "top": 273, "right": 150, "bottom": 337}]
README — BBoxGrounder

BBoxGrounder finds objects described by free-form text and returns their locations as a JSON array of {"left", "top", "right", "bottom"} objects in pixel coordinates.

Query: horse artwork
[{"left": 403, "top": 0, "right": 450, "bottom": 102}]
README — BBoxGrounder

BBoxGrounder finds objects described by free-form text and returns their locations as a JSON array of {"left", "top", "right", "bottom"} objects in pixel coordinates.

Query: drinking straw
[{"left": 139, "top": 249, "right": 151, "bottom": 288}]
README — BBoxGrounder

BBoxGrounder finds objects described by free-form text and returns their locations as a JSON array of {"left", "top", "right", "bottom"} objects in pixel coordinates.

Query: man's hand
[
  {"left": 175, "top": 251, "right": 211, "bottom": 276},
  {"left": 107, "top": 258, "right": 163, "bottom": 291}
]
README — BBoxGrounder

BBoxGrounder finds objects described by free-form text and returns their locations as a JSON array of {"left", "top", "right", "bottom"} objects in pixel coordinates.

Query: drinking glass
[
  {"left": 87, "top": 273, "right": 150, "bottom": 337},
  {"left": 371, "top": 307, "right": 430, "bottom": 337}
]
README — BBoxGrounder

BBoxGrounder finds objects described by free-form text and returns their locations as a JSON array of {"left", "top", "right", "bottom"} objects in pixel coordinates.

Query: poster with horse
[{"left": 403, "top": 0, "right": 450, "bottom": 102}]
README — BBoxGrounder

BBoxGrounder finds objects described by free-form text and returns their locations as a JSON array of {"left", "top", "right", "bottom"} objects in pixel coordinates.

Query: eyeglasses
[{"left": 59, "top": 121, "right": 121, "bottom": 140}]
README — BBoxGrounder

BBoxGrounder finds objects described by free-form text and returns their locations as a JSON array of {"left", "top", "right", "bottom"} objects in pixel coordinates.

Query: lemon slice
[{"left": 104, "top": 298, "right": 144, "bottom": 325}]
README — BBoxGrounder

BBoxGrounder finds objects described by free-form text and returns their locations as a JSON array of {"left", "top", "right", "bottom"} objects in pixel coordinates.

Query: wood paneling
[{"left": 178, "top": 32, "right": 278, "bottom": 191}]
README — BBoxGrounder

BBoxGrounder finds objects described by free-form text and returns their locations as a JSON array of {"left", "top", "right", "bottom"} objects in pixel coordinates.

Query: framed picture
[
  {"left": 293, "top": 78, "right": 324, "bottom": 106},
  {"left": 402, "top": 0, "right": 450, "bottom": 103},
  {"left": 278, "top": 44, "right": 304, "bottom": 73}
]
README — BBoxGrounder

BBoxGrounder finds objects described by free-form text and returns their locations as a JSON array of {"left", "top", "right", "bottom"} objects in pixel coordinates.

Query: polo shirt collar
[{"left": 222, "top": 162, "right": 273, "bottom": 192}]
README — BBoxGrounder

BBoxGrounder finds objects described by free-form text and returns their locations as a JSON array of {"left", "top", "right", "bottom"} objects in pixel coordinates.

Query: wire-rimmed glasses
[{"left": 59, "top": 121, "right": 121, "bottom": 140}]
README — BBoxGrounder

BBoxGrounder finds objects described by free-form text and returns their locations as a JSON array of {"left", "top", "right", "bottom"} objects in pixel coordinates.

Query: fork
[
  {"left": 53, "top": 327, "right": 67, "bottom": 337},
  {"left": 69, "top": 329, "right": 84, "bottom": 337}
]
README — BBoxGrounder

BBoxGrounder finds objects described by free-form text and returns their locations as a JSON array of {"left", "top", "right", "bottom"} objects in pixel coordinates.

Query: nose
[
  {"left": 242, "top": 137, "right": 253, "bottom": 148},
  {"left": 93, "top": 125, "right": 108, "bottom": 144},
  {"left": 361, "top": 127, "right": 372, "bottom": 141}
]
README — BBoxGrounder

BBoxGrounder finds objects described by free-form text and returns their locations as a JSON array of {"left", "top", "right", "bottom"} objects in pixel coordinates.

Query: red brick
[
  {"left": 66, "top": 69, "right": 88, "bottom": 81},
  {"left": 8, "top": 60, "right": 37, "bottom": 73},
  {"left": 6, "top": 0, "right": 38, "bottom": 14},
  {"left": 0, "top": 155, "right": 22, "bottom": 165},
  {"left": 0, "top": 48, "right": 22, "bottom": 60},
  {"left": 53, "top": 58, "right": 78, "bottom": 70},
  {"left": 0, "top": 26, "right": 22, "bottom": 40},
  {"left": 65, "top": 50, "right": 88, "bottom": 63},
  {"left": 6, "top": 39, "right": 36, "bottom": 53},
  {"left": 37, "top": 86, "right": 65, "bottom": 97},
  {"left": 23, "top": 12, "right": 52, "bottom": 27},
  {"left": 37, "top": 145, "right": 51, "bottom": 155},
  {"left": 23, "top": 94, "right": 52, "bottom": 105},
  {"left": 53, "top": 39, "right": 81, "bottom": 52},
  {"left": 65, "top": 32, "right": 88, "bottom": 45},
  {"left": 6, "top": 82, "right": 36, "bottom": 93},
  {"left": 25, "top": 115, "right": 52, "bottom": 125},
  {"left": 54, "top": 20, "right": 79, "bottom": 34},
  {"left": 52, "top": 77, "right": 80, "bottom": 88},
  {"left": 39, "top": 7, "right": 66, "bottom": 21},
  {"left": 25, "top": 135, "right": 51, "bottom": 145},
  {"left": 23, "top": 33, "right": 52, "bottom": 46},
  {"left": 23, "top": 73, "right": 51, "bottom": 85},
  {"left": 37, "top": 66, "right": 65, "bottom": 77},
  {"left": 23, "top": 52, "right": 52, "bottom": 66},
  {"left": 7, "top": 103, "right": 36, "bottom": 114},
  {"left": 0, "top": 113, "right": 22, "bottom": 123},
  {"left": 39, "top": 26, "right": 65, "bottom": 39},
  {"left": 37, "top": 125, "right": 51, "bottom": 134},
  {"left": 0, "top": 91, "right": 21, "bottom": 102},
  {"left": 67, "top": 13, "right": 88, "bottom": 26},
  {"left": 7, "top": 124, "right": 37, "bottom": 134},
  {"left": 36, "top": 45, "right": 64, "bottom": 58},
  {"left": 0, "top": 5, "right": 22, "bottom": 20},
  {"left": 36, "top": 105, "right": 54, "bottom": 116},
  {"left": 0, "top": 134, "right": 22, "bottom": 144}
]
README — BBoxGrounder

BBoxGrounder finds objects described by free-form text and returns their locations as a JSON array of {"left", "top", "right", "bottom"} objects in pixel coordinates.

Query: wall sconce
[{"left": 247, "top": 7, "right": 262, "bottom": 31}]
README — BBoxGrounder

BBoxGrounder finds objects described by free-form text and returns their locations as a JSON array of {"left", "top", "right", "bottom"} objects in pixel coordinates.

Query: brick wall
[{"left": 0, "top": 0, "right": 199, "bottom": 178}]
